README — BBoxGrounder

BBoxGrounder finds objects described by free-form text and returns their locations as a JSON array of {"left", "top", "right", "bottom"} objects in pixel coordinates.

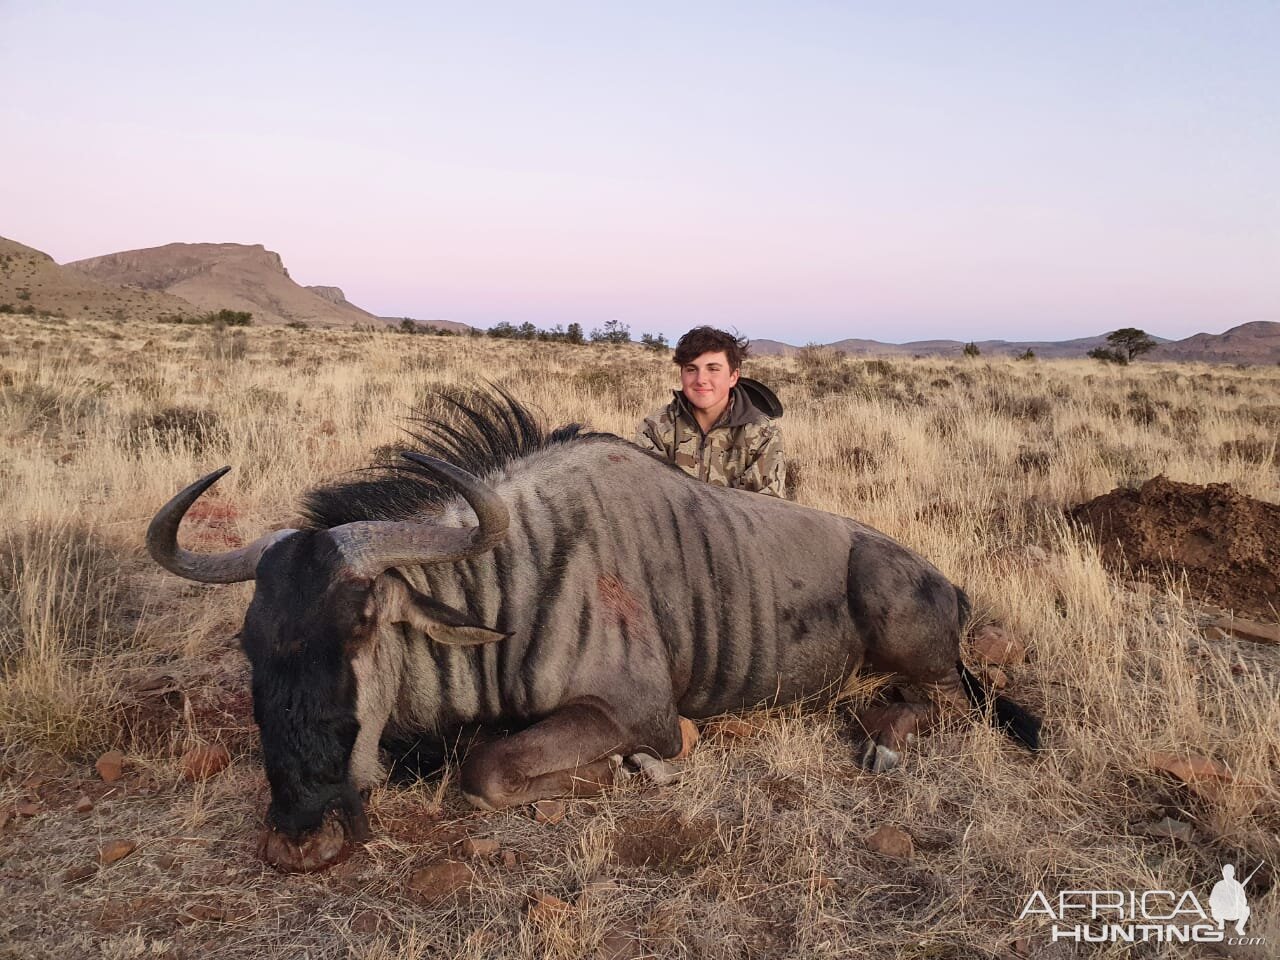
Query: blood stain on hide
[{"left": 597, "top": 574, "right": 642, "bottom": 626}]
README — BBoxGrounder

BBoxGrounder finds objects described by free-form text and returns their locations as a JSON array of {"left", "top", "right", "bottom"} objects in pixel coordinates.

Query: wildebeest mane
[{"left": 301, "top": 386, "right": 605, "bottom": 528}]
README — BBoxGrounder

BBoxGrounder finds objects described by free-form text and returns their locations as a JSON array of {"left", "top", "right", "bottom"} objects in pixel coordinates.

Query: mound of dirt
[{"left": 1069, "top": 476, "right": 1280, "bottom": 620}]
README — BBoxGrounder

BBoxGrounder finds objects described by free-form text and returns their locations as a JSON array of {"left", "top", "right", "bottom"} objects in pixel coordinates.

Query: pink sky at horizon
[{"left": 2, "top": 2, "right": 1276, "bottom": 344}]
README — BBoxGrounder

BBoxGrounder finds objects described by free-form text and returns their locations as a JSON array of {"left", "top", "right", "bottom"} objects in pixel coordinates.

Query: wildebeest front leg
[{"left": 460, "top": 698, "right": 660, "bottom": 810}]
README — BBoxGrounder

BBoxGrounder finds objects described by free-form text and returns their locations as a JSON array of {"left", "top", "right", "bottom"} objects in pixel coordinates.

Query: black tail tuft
[{"left": 958, "top": 662, "right": 1042, "bottom": 752}]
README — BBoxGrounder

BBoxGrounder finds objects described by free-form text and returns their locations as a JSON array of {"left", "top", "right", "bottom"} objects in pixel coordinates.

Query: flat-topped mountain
[
  {"left": 0, "top": 236, "right": 196, "bottom": 323},
  {"left": 65, "top": 242, "right": 379, "bottom": 327}
]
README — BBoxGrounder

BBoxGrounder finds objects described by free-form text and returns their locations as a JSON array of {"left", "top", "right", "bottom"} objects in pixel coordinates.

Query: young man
[{"left": 634, "top": 326, "right": 787, "bottom": 498}]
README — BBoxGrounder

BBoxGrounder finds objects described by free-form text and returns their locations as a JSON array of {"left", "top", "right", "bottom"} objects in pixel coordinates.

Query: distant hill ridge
[
  {"left": 750, "top": 324, "right": 1278, "bottom": 364},
  {"left": 3, "top": 235, "right": 1275, "bottom": 361}
]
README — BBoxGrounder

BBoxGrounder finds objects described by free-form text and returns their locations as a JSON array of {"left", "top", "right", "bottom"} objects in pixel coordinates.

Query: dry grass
[{"left": 1, "top": 316, "right": 1278, "bottom": 958}]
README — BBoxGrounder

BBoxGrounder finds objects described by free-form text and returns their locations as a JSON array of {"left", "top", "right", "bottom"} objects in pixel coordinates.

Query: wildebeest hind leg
[{"left": 459, "top": 698, "right": 634, "bottom": 810}]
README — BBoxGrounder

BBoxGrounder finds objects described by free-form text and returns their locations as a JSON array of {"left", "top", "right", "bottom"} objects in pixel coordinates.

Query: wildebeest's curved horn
[
  {"left": 326, "top": 453, "right": 510, "bottom": 577},
  {"left": 147, "top": 467, "right": 297, "bottom": 583}
]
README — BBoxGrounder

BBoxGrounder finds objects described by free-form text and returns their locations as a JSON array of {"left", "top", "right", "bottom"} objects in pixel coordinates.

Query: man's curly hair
[{"left": 673, "top": 326, "right": 751, "bottom": 372}]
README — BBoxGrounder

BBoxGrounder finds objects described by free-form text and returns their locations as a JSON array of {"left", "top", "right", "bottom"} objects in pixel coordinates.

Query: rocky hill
[
  {"left": 1149, "top": 321, "right": 1280, "bottom": 364},
  {"left": 65, "top": 243, "right": 379, "bottom": 327},
  {"left": 0, "top": 236, "right": 196, "bottom": 323}
]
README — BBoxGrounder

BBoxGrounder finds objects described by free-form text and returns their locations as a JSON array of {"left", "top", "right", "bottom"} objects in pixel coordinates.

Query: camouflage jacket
[{"left": 633, "top": 380, "right": 787, "bottom": 498}]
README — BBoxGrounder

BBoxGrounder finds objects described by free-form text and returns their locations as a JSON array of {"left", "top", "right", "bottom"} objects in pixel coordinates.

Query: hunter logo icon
[{"left": 1209, "top": 863, "right": 1256, "bottom": 936}]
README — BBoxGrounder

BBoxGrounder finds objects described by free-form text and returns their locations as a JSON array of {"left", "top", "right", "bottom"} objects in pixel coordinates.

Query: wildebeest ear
[{"left": 377, "top": 574, "right": 509, "bottom": 646}]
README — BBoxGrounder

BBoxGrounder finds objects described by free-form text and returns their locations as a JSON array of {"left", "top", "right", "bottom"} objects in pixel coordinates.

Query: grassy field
[{"left": 1, "top": 315, "right": 1277, "bottom": 959}]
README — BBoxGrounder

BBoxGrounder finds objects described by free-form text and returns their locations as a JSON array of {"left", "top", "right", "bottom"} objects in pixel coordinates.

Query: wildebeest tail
[
  {"left": 954, "top": 586, "right": 973, "bottom": 635},
  {"left": 957, "top": 662, "right": 1042, "bottom": 752}
]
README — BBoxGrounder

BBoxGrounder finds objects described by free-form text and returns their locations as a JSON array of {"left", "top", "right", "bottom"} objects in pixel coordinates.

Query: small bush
[
  {"left": 1016, "top": 449, "right": 1052, "bottom": 475},
  {"left": 0, "top": 380, "right": 103, "bottom": 439},
  {"left": 206, "top": 325, "right": 248, "bottom": 363},
  {"left": 1218, "top": 438, "right": 1275, "bottom": 464},
  {"left": 126, "top": 405, "right": 226, "bottom": 454},
  {"left": 1, "top": 523, "right": 144, "bottom": 672}
]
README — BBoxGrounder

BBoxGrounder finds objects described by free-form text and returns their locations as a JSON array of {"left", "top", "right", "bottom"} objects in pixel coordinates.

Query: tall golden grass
[{"left": 1, "top": 315, "right": 1277, "bottom": 958}]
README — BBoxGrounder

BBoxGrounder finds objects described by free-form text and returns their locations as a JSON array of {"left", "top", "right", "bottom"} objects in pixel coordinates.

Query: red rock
[
  {"left": 99, "top": 840, "right": 137, "bottom": 865},
  {"left": 1149, "top": 751, "right": 1233, "bottom": 784},
  {"left": 527, "top": 890, "right": 573, "bottom": 923},
  {"left": 74, "top": 795, "right": 94, "bottom": 814},
  {"left": 181, "top": 743, "right": 231, "bottom": 782},
  {"left": 95, "top": 750, "right": 124, "bottom": 783},
  {"left": 708, "top": 718, "right": 758, "bottom": 740},
  {"left": 1141, "top": 817, "right": 1195, "bottom": 843},
  {"left": 350, "top": 910, "right": 384, "bottom": 933},
  {"left": 985, "top": 667, "right": 1010, "bottom": 690},
  {"left": 969, "top": 625, "right": 1027, "bottom": 666},
  {"left": 1202, "top": 616, "right": 1280, "bottom": 646},
  {"left": 673, "top": 716, "right": 700, "bottom": 760},
  {"left": 407, "top": 859, "right": 473, "bottom": 901},
  {"left": 14, "top": 800, "right": 41, "bottom": 817},
  {"left": 21, "top": 775, "right": 45, "bottom": 791},
  {"left": 501, "top": 849, "right": 519, "bottom": 869},
  {"left": 458, "top": 837, "right": 500, "bottom": 859},
  {"left": 62, "top": 863, "right": 98, "bottom": 884},
  {"left": 0, "top": 810, "right": 10, "bottom": 830},
  {"left": 865, "top": 824, "right": 913, "bottom": 859},
  {"left": 532, "top": 799, "right": 566, "bottom": 824},
  {"left": 596, "top": 926, "right": 647, "bottom": 960}
]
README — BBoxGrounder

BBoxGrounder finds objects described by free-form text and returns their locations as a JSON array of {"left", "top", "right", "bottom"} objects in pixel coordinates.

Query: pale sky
[{"left": 2, "top": 1, "right": 1277, "bottom": 343}]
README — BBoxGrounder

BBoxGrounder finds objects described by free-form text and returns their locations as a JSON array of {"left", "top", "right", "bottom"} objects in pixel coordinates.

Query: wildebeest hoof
[
  {"left": 630, "top": 753, "right": 683, "bottom": 785},
  {"left": 258, "top": 812, "right": 352, "bottom": 873},
  {"left": 608, "top": 753, "right": 633, "bottom": 781},
  {"left": 857, "top": 741, "right": 901, "bottom": 774}
]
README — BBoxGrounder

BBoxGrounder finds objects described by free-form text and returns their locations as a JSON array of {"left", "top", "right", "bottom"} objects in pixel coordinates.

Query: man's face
[{"left": 680, "top": 350, "right": 739, "bottom": 412}]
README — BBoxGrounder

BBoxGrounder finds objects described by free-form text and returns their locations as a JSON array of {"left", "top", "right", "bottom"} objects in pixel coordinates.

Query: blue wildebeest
[{"left": 148, "top": 390, "right": 1040, "bottom": 871}]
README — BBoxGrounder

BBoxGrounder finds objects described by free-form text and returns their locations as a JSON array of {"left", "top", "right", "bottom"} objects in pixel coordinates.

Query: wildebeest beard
[{"left": 242, "top": 530, "right": 371, "bottom": 840}]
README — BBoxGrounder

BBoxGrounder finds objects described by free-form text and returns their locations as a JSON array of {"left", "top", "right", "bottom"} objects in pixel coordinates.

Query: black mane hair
[{"left": 301, "top": 386, "right": 606, "bottom": 529}]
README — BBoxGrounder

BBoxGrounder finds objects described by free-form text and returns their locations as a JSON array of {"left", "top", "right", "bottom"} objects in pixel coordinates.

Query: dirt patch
[
  {"left": 1070, "top": 476, "right": 1280, "bottom": 619},
  {"left": 610, "top": 813, "right": 718, "bottom": 874}
]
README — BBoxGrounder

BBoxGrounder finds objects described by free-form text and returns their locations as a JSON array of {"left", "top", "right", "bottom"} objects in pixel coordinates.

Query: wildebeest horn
[
  {"left": 147, "top": 467, "right": 297, "bottom": 583},
  {"left": 325, "top": 453, "right": 510, "bottom": 577}
]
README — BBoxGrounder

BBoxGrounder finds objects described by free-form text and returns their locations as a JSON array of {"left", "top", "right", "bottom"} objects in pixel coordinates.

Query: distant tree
[
  {"left": 1087, "top": 346, "right": 1128, "bottom": 365},
  {"left": 962, "top": 342, "right": 981, "bottom": 358},
  {"left": 1016, "top": 348, "right": 1036, "bottom": 361},
  {"left": 487, "top": 321, "right": 517, "bottom": 339},
  {"left": 640, "top": 332, "right": 669, "bottom": 352},
  {"left": 516, "top": 321, "right": 539, "bottom": 340},
  {"left": 1103, "top": 327, "right": 1157, "bottom": 362},
  {"left": 399, "top": 318, "right": 420, "bottom": 334},
  {"left": 565, "top": 322, "right": 586, "bottom": 345},
  {"left": 590, "top": 319, "right": 631, "bottom": 344}
]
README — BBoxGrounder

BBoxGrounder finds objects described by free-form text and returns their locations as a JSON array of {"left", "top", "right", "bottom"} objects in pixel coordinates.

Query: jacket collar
[{"left": 670, "top": 385, "right": 759, "bottom": 434}]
